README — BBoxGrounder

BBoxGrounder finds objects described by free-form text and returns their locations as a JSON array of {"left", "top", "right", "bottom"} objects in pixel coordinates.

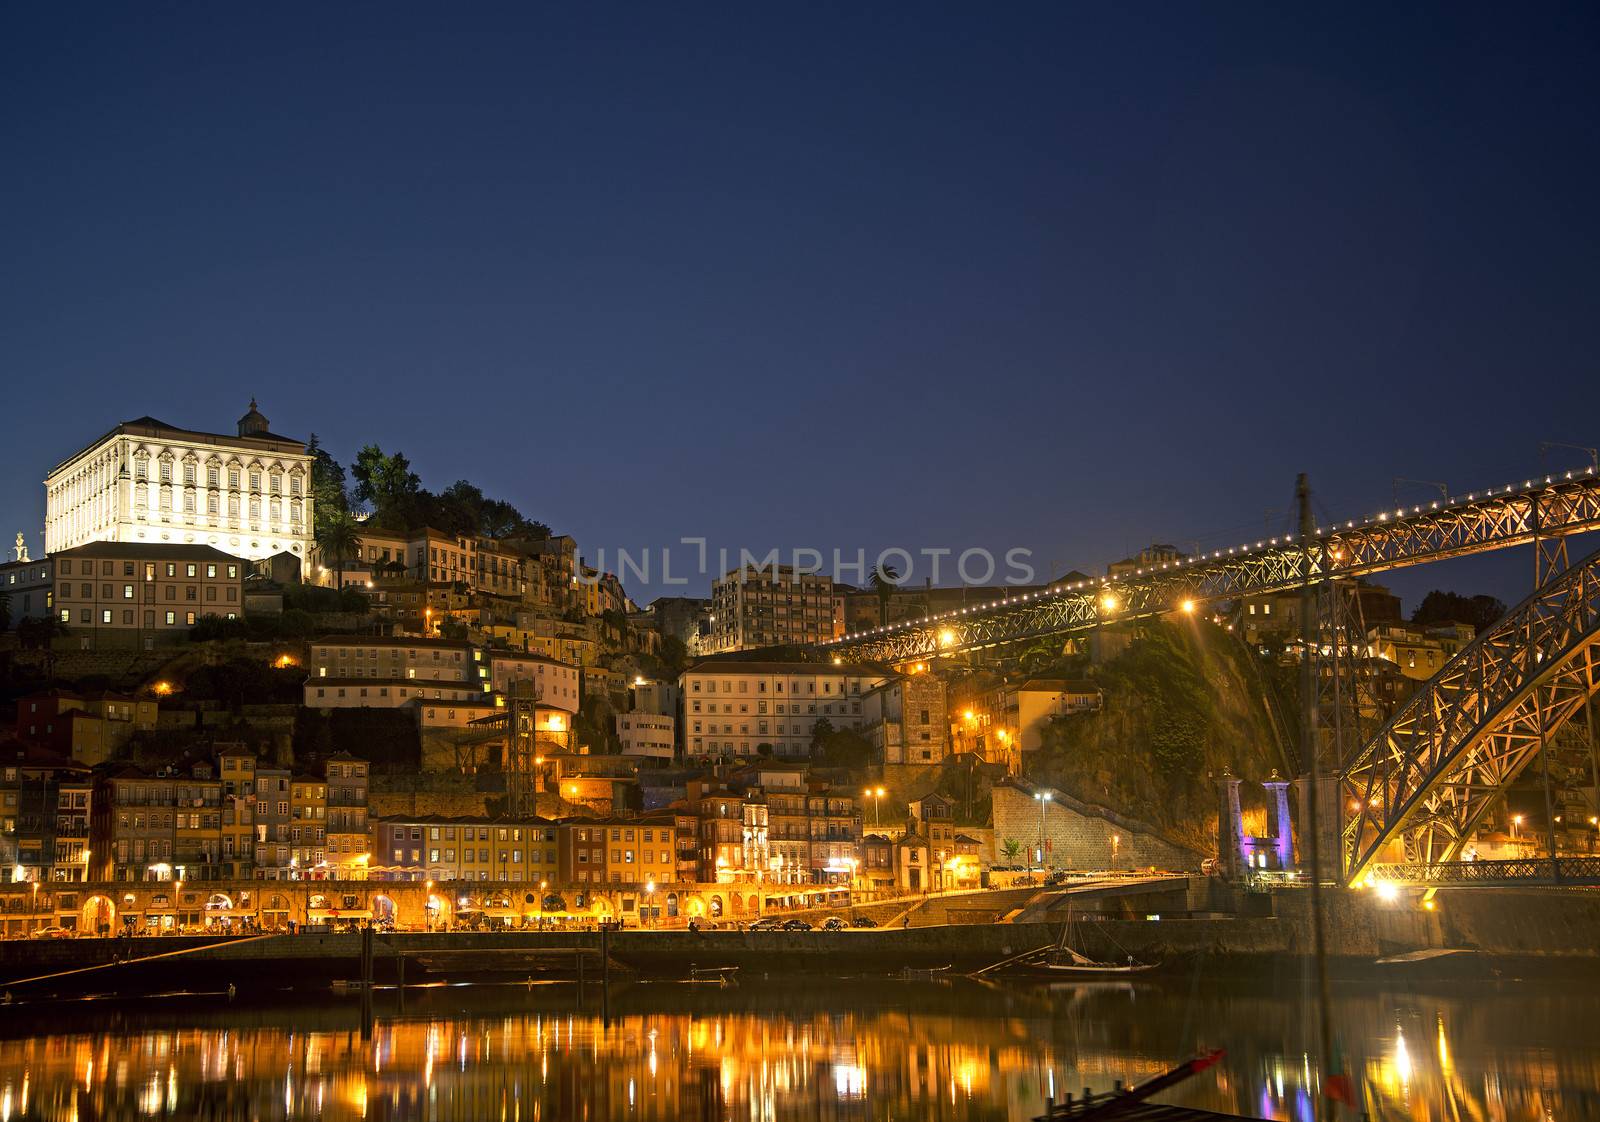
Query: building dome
[{"left": 237, "top": 398, "right": 270, "bottom": 437}]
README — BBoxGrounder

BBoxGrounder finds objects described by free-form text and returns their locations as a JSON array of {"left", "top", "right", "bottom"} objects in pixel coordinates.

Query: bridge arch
[{"left": 1341, "top": 547, "right": 1600, "bottom": 883}]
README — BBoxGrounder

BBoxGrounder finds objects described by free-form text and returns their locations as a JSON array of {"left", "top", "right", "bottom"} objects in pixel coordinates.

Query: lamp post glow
[
  {"left": 1034, "top": 791, "right": 1052, "bottom": 872},
  {"left": 863, "top": 786, "right": 886, "bottom": 827}
]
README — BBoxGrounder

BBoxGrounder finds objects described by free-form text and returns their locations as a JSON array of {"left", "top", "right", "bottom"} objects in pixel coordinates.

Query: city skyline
[{"left": 6, "top": 5, "right": 1599, "bottom": 608}]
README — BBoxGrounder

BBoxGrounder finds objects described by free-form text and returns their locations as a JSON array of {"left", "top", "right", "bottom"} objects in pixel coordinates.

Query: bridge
[
  {"left": 822, "top": 466, "right": 1600, "bottom": 663},
  {"left": 1367, "top": 856, "right": 1600, "bottom": 888},
  {"left": 817, "top": 462, "right": 1600, "bottom": 890}
]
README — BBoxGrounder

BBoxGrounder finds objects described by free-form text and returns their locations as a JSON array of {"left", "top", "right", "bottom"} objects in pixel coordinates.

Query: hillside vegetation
[{"left": 1027, "top": 620, "right": 1297, "bottom": 852}]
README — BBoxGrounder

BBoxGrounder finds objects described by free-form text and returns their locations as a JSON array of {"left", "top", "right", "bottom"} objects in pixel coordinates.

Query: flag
[{"left": 1325, "top": 1042, "right": 1356, "bottom": 1107}]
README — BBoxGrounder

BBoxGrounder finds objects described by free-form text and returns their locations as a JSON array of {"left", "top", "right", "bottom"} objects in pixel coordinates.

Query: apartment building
[
  {"left": 323, "top": 750, "right": 370, "bottom": 877},
  {"left": 1, "top": 744, "right": 91, "bottom": 882},
  {"left": 52, "top": 542, "right": 246, "bottom": 648},
  {"left": 252, "top": 764, "right": 346, "bottom": 879},
  {"left": 0, "top": 554, "right": 53, "bottom": 623},
  {"left": 91, "top": 764, "right": 230, "bottom": 882},
  {"left": 374, "top": 815, "right": 559, "bottom": 883},
  {"left": 862, "top": 672, "right": 948, "bottom": 765},
  {"left": 52, "top": 777, "right": 92, "bottom": 882},
  {"left": 617, "top": 712, "right": 675, "bottom": 759},
  {"left": 557, "top": 816, "right": 680, "bottom": 885},
  {"left": 703, "top": 564, "right": 838, "bottom": 653},
  {"left": 309, "top": 636, "right": 479, "bottom": 683},
  {"left": 487, "top": 651, "right": 580, "bottom": 712},
  {"left": 1367, "top": 620, "right": 1475, "bottom": 681},
  {"left": 216, "top": 746, "right": 257, "bottom": 879},
  {"left": 44, "top": 403, "right": 314, "bottom": 566},
  {"left": 14, "top": 689, "right": 159, "bottom": 765},
  {"left": 681, "top": 660, "right": 887, "bottom": 759}
]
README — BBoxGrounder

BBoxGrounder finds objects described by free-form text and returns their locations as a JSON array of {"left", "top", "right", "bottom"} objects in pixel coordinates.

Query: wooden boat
[
  {"left": 898, "top": 964, "right": 951, "bottom": 980},
  {"left": 1001, "top": 902, "right": 1158, "bottom": 978},
  {"left": 687, "top": 965, "right": 739, "bottom": 985}
]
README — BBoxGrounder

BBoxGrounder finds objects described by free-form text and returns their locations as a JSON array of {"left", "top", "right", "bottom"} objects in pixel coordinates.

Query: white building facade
[
  {"left": 44, "top": 403, "right": 314, "bottom": 569},
  {"left": 680, "top": 660, "right": 888, "bottom": 759},
  {"left": 617, "top": 712, "right": 675, "bottom": 759}
]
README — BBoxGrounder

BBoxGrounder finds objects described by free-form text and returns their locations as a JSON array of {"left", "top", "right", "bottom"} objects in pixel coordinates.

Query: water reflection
[{"left": 0, "top": 977, "right": 1597, "bottom": 1120}]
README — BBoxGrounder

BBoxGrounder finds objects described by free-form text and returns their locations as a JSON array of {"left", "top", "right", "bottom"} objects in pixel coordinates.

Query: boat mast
[{"left": 1298, "top": 473, "right": 1337, "bottom": 1121}]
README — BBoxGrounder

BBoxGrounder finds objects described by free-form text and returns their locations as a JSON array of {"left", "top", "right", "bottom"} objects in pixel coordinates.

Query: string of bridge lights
[{"left": 824, "top": 465, "right": 1599, "bottom": 649}]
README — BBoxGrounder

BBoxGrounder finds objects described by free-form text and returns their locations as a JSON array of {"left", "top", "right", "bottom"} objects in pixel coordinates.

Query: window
[
  {"left": 165, "top": 611, "right": 176, "bottom": 625},
  {"left": 101, "top": 609, "right": 112, "bottom": 624}
]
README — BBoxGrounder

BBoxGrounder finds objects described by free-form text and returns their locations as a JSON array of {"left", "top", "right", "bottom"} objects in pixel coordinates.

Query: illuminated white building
[
  {"left": 44, "top": 402, "right": 314, "bottom": 569},
  {"left": 681, "top": 660, "right": 887, "bottom": 759}
]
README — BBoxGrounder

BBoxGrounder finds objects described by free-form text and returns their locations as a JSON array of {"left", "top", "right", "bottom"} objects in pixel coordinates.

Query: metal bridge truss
[
  {"left": 1339, "top": 547, "right": 1600, "bottom": 885},
  {"left": 1367, "top": 856, "right": 1600, "bottom": 888},
  {"left": 822, "top": 468, "right": 1600, "bottom": 664}
]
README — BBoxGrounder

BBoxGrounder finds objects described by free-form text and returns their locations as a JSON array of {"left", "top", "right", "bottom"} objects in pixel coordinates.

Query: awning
[{"left": 309, "top": 909, "right": 374, "bottom": 920}]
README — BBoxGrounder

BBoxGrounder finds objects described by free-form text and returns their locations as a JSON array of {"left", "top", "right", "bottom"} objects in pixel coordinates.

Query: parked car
[
  {"left": 821, "top": 916, "right": 846, "bottom": 931},
  {"left": 1044, "top": 871, "right": 1069, "bottom": 886},
  {"left": 30, "top": 926, "right": 73, "bottom": 940},
  {"left": 851, "top": 915, "right": 878, "bottom": 928},
  {"left": 748, "top": 917, "right": 785, "bottom": 932},
  {"left": 781, "top": 919, "right": 813, "bottom": 932}
]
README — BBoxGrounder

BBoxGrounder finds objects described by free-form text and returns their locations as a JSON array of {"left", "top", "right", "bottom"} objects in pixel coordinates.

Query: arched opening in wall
[
  {"left": 745, "top": 894, "right": 758, "bottom": 913},
  {"left": 709, "top": 895, "right": 723, "bottom": 919},
  {"left": 262, "top": 895, "right": 290, "bottom": 931},
  {"left": 372, "top": 895, "right": 396, "bottom": 931},
  {"left": 591, "top": 897, "right": 613, "bottom": 924},
  {"left": 425, "top": 894, "right": 451, "bottom": 931},
  {"left": 82, "top": 895, "right": 116, "bottom": 937},
  {"left": 145, "top": 892, "right": 175, "bottom": 933},
  {"left": 666, "top": 892, "right": 679, "bottom": 919},
  {"left": 308, "top": 894, "right": 330, "bottom": 911},
  {"left": 686, "top": 896, "right": 705, "bottom": 917}
]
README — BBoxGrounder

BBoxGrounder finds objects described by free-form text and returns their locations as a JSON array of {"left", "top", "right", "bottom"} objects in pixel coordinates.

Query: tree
[
  {"left": 351, "top": 444, "right": 422, "bottom": 526},
  {"left": 870, "top": 563, "right": 900, "bottom": 627},
  {"left": 814, "top": 727, "right": 873, "bottom": 770},
  {"left": 306, "top": 434, "right": 351, "bottom": 540},
  {"left": 437, "top": 480, "right": 487, "bottom": 536},
  {"left": 1411, "top": 590, "right": 1508, "bottom": 634},
  {"left": 1001, "top": 837, "right": 1022, "bottom": 864},
  {"left": 15, "top": 615, "right": 64, "bottom": 651},
  {"left": 810, "top": 717, "right": 835, "bottom": 752},
  {"left": 318, "top": 509, "right": 362, "bottom": 590}
]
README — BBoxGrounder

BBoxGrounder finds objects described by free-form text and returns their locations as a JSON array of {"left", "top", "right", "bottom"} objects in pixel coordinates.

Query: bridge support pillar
[
  {"left": 1216, "top": 770, "right": 1244, "bottom": 879},
  {"left": 1263, "top": 772, "right": 1295, "bottom": 870}
]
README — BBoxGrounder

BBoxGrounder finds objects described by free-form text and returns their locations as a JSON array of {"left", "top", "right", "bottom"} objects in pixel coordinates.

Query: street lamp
[
  {"left": 538, "top": 880, "right": 548, "bottom": 928},
  {"left": 863, "top": 786, "right": 886, "bottom": 827},
  {"left": 1512, "top": 814, "right": 1524, "bottom": 839},
  {"left": 645, "top": 880, "right": 656, "bottom": 928},
  {"left": 1034, "top": 791, "right": 1052, "bottom": 873}
]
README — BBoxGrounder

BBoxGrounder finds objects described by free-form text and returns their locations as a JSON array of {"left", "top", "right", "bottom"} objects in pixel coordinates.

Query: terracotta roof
[
  {"left": 55, "top": 541, "right": 247, "bottom": 564},
  {"left": 1017, "top": 678, "right": 1101, "bottom": 693}
]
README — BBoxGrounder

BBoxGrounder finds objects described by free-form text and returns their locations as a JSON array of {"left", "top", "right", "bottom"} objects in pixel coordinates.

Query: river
[{"left": 0, "top": 975, "right": 1596, "bottom": 1120}]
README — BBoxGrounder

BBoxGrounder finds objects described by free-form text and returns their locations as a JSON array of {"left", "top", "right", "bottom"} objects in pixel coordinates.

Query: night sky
[{"left": 5, "top": 4, "right": 1598, "bottom": 610}]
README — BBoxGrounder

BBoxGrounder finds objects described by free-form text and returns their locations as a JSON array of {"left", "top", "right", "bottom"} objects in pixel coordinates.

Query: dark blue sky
[{"left": 5, "top": 3, "right": 1597, "bottom": 608}]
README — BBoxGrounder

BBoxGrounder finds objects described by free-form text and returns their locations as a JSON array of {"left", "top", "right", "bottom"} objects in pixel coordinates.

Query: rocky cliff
[{"left": 1027, "top": 619, "right": 1297, "bottom": 853}]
